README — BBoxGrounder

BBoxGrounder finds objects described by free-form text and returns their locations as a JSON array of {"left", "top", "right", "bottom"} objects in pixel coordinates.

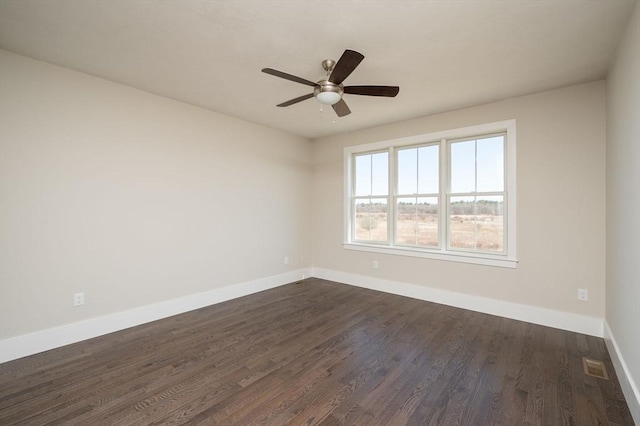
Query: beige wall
[
  {"left": 606, "top": 0, "right": 640, "bottom": 411},
  {"left": 0, "top": 47, "right": 617, "bottom": 350},
  {"left": 312, "top": 81, "right": 607, "bottom": 319},
  {"left": 0, "top": 50, "right": 312, "bottom": 339}
]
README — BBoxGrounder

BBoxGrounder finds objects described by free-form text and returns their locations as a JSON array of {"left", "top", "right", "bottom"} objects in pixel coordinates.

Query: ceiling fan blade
[
  {"left": 332, "top": 98, "right": 351, "bottom": 117},
  {"left": 329, "top": 49, "right": 364, "bottom": 85},
  {"left": 277, "top": 93, "right": 314, "bottom": 107},
  {"left": 262, "top": 68, "right": 317, "bottom": 87},
  {"left": 344, "top": 85, "right": 399, "bottom": 97}
]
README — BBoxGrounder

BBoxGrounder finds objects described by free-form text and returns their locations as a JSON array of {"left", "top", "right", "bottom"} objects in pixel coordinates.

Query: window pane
[
  {"left": 418, "top": 145, "right": 439, "bottom": 194},
  {"left": 477, "top": 136, "right": 504, "bottom": 192},
  {"left": 371, "top": 152, "right": 389, "bottom": 196},
  {"left": 416, "top": 197, "right": 438, "bottom": 247},
  {"left": 397, "top": 148, "right": 417, "bottom": 195},
  {"left": 450, "top": 195, "right": 504, "bottom": 252},
  {"left": 355, "top": 199, "right": 387, "bottom": 242},
  {"left": 450, "top": 196, "right": 476, "bottom": 249},
  {"left": 396, "top": 197, "right": 438, "bottom": 247},
  {"left": 396, "top": 197, "right": 417, "bottom": 245},
  {"left": 369, "top": 200, "right": 388, "bottom": 242},
  {"left": 476, "top": 195, "right": 503, "bottom": 252},
  {"left": 354, "top": 154, "right": 371, "bottom": 196},
  {"left": 354, "top": 199, "right": 371, "bottom": 240},
  {"left": 451, "top": 140, "right": 475, "bottom": 193}
]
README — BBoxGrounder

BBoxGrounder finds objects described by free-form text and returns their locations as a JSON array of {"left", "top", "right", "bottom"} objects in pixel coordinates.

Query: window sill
[{"left": 343, "top": 243, "right": 518, "bottom": 268}]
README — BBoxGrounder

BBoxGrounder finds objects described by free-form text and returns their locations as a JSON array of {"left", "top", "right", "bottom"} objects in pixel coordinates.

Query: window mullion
[
  {"left": 473, "top": 140, "right": 478, "bottom": 250},
  {"left": 388, "top": 147, "right": 395, "bottom": 246},
  {"left": 415, "top": 150, "right": 419, "bottom": 245},
  {"left": 369, "top": 156, "right": 373, "bottom": 241},
  {"left": 350, "top": 156, "right": 356, "bottom": 242},
  {"left": 440, "top": 138, "right": 448, "bottom": 251}
]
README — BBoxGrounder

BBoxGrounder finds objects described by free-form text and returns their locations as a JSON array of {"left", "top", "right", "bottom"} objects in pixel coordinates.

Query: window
[
  {"left": 352, "top": 151, "right": 390, "bottom": 242},
  {"left": 396, "top": 144, "right": 440, "bottom": 248},
  {"left": 449, "top": 135, "right": 505, "bottom": 253},
  {"left": 344, "top": 120, "right": 517, "bottom": 268}
]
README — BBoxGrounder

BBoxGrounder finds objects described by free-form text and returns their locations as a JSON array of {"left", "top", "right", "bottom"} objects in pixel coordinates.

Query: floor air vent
[{"left": 583, "top": 358, "right": 609, "bottom": 380}]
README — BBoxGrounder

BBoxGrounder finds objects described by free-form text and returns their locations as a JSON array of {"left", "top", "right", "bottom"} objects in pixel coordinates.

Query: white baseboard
[
  {"left": 311, "top": 267, "right": 603, "bottom": 337},
  {"left": 604, "top": 321, "right": 640, "bottom": 425},
  {"left": 0, "top": 267, "right": 605, "bottom": 364},
  {"left": 0, "top": 268, "right": 310, "bottom": 363}
]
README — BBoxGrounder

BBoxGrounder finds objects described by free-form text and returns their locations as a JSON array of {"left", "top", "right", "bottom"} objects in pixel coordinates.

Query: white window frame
[{"left": 343, "top": 120, "right": 517, "bottom": 268}]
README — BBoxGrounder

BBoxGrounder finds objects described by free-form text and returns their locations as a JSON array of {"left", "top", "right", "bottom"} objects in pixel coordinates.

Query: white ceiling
[{"left": 0, "top": 0, "right": 636, "bottom": 139}]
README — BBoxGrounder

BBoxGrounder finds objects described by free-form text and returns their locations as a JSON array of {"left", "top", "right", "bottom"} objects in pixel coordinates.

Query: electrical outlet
[
  {"left": 73, "top": 292, "right": 85, "bottom": 307},
  {"left": 578, "top": 288, "right": 588, "bottom": 301},
  {"left": 284, "top": 256, "right": 289, "bottom": 265},
  {"left": 373, "top": 260, "right": 379, "bottom": 270}
]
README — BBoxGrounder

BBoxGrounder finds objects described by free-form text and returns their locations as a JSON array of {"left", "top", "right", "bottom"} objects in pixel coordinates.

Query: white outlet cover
[
  {"left": 578, "top": 289, "right": 588, "bottom": 301},
  {"left": 73, "top": 292, "right": 85, "bottom": 306}
]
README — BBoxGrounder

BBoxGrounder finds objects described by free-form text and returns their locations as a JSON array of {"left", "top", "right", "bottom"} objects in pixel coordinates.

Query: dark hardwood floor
[{"left": 0, "top": 278, "right": 634, "bottom": 425}]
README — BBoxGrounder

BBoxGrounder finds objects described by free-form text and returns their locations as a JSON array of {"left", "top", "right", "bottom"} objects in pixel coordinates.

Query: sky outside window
[
  {"left": 356, "top": 136, "right": 503, "bottom": 197},
  {"left": 451, "top": 136, "right": 504, "bottom": 193}
]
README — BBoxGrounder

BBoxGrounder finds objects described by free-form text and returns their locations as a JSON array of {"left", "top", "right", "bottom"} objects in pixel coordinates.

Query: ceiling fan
[{"left": 262, "top": 49, "right": 399, "bottom": 117}]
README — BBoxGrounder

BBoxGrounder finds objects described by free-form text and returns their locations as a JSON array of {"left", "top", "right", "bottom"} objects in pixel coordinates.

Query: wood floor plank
[{"left": 0, "top": 278, "right": 634, "bottom": 425}]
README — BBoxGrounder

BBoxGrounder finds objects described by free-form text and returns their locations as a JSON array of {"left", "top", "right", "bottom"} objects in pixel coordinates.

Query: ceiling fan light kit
[
  {"left": 262, "top": 49, "right": 399, "bottom": 117},
  {"left": 314, "top": 82, "right": 343, "bottom": 105}
]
